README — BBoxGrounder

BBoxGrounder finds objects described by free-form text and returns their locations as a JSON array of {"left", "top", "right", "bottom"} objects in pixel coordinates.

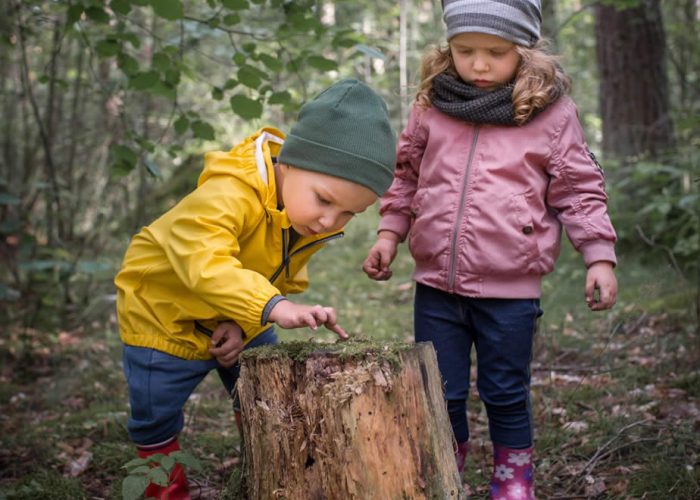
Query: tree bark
[
  {"left": 238, "top": 341, "right": 464, "bottom": 500},
  {"left": 594, "top": 0, "right": 674, "bottom": 161}
]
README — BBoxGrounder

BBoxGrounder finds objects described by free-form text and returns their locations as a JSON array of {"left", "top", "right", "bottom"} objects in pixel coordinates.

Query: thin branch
[
  {"left": 13, "top": 0, "right": 64, "bottom": 244},
  {"left": 635, "top": 224, "right": 686, "bottom": 281},
  {"left": 579, "top": 419, "right": 652, "bottom": 476}
]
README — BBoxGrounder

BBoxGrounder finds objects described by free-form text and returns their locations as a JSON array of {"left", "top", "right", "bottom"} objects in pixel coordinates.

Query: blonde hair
[{"left": 416, "top": 40, "right": 571, "bottom": 125}]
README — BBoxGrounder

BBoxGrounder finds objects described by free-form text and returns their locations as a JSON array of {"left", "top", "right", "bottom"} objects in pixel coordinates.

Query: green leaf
[
  {"left": 117, "top": 52, "right": 140, "bottom": 75},
  {"left": 129, "top": 71, "right": 159, "bottom": 90},
  {"left": 164, "top": 69, "right": 181, "bottom": 86},
  {"left": 0, "top": 193, "right": 21, "bottom": 205},
  {"left": 211, "top": 86, "right": 224, "bottom": 100},
  {"left": 144, "top": 158, "right": 163, "bottom": 178},
  {"left": 118, "top": 32, "right": 141, "bottom": 48},
  {"left": 122, "top": 475, "right": 150, "bottom": 500},
  {"left": 160, "top": 455, "right": 175, "bottom": 472},
  {"left": 95, "top": 39, "right": 121, "bottom": 58},
  {"left": 232, "top": 53, "right": 246, "bottom": 66},
  {"left": 122, "top": 457, "right": 149, "bottom": 470},
  {"left": 66, "top": 5, "right": 84, "bottom": 25},
  {"left": 332, "top": 31, "right": 360, "bottom": 48},
  {"left": 174, "top": 115, "right": 189, "bottom": 135},
  {"left": 150, "top": 0, "right": 184, "bottom": 20},
  {"left": 152, "top": 52, "right": 171, "bottom": 72},
  {"left": 306, "top": 55, "right": 337, "bottom": 72},
  {"left": 287, "top": 12, "right": 321, "bottom": 32},
  {"left": 268, "top": 90, "right": 291, "bottom": 105},
  {"left": 221, "top": 0, "right": 248, "bottom": 9},
  {"left": 112, "top": 144, "right": 138, "bottom": 165},
  {"left": 230, "top": 94, "right": 262, "bottom": 120},
  {"left": 258, "top": 53, "right": 282, "bottom": 72},
  {"left": 222, "top": 14, "right": 240, "bottom": 25},
  {"left": 147, "top": 467, "right": 169, "bottom": 486},
  {"left": 170, "top": 451, "right": 203, "bottom": 472},
  {"left": 224, "top": 78, "right": 238, "bottom": 90},
  {"left": 237, "top": 65, "right": 262, "bottom": 89},
  {"left": 85, "top": 6, "right": 110, "bottom": 23},
  {"left": 126, "top": 465, "right": 150, "bottom": 475},
  {"left": 112, "top": 161, "right": 134, "bottom": 178},
  {"left": 191, "top": 121, "right": 216, "bottom": 141},
  {"left": 110, "top": 0, "right": 132, "bottom": 15}
]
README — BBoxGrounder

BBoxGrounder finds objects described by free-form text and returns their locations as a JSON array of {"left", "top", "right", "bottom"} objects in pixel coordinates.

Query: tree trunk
[
  {"left": 594, "top": 0, "right": 674, "bottom": 161},
  {"left": 237, "top": 340, "right": 464, "bottom": 500}
]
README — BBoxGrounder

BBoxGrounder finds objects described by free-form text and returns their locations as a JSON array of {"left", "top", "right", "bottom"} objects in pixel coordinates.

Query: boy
[{"left": 114, "top": 79, "right": 396, "bottom": 499}]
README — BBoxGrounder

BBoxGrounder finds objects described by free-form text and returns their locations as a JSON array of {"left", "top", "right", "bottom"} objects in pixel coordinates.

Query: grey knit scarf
[
  {"left": 431, "top": 72, "right": 564, "bottom": 126},
  {"left": 431, "top": 72, "right": 517, "bottom": 125}
]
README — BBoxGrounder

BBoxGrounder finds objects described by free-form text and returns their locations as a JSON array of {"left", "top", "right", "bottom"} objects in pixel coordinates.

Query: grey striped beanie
[{"left": 442, "top": 0, "right": 541, "bottom": 47}]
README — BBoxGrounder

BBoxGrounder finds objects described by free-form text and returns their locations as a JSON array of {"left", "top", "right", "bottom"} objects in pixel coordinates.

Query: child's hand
[
  {"left": 209, "top": 321, "right": 245, "bottom": 368},
  {"left": 363, "top": 231, "right": 400, "bottom": 281},
  {"left": 585, "top": 261, "right": 618, "bottom": 311},
  {"left": 268, "top": 300, "right": 348, "bottom": 340}
]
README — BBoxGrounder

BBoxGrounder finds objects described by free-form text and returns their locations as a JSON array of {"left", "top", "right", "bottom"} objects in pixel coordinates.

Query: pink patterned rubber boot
[
  {"left": 455, "top": 440, "right": 469, "bottom": 473},
  {"left": 489, "top": 445, "right": 535, "bottom": 500}
]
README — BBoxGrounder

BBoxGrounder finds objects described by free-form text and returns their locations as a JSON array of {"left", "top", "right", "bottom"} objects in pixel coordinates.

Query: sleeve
[
  {"left": 377, "top": 104, "right": 428, "bottom": 241},
  {"left": 155, "top": 175, "right": 281, "bottom": 335},
  {"left": 546, "top": 101, "right": 617, "bottom": 266}
]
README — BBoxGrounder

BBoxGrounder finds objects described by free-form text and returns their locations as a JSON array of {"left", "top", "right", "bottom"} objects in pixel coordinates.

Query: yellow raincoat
[{"left": 115, "top": 128, "right": 343, "bottom": 360}]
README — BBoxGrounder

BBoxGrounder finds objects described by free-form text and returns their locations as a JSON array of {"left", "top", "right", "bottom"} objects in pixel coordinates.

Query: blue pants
[
  {"left": 414, "top": 283, "right": 541, "bottom": 449},
  {"left": 123, "top": 327, "right": 278, "bottom": 446}
]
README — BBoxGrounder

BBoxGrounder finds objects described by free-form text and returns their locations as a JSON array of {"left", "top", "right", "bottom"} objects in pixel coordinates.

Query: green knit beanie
[{"left": 278, "top": 79, "right": 396, "bottom": 196}]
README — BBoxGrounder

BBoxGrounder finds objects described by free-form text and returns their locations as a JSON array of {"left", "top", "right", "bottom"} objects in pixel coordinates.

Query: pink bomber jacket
[{"left": 378, "top": 96, "right": 617, "bottom": 299}]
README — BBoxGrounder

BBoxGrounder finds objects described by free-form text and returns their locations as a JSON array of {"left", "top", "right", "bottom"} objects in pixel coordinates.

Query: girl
[{"left": 363, "top": 1, "right": 617, "bottom": 498}]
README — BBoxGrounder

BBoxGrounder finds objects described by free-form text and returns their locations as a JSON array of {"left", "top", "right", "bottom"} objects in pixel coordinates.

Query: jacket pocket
[
  {"left": 407, "top": 189, "right": 441, "bottom": 265},
  {"left": 508, "top": 192, "right": 545, "bottom": 274}
]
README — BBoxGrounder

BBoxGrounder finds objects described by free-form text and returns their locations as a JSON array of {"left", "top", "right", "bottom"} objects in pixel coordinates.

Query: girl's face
[
  {"left": 449, "top": 32, "right": 521, "bottom": 91},
  {"left": 276, "top": 164, "right": 377, "bottom": 236}
]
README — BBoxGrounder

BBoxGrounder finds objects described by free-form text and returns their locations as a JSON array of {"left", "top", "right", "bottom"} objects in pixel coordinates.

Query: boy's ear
[{"left": 277, "top": 162, "right": 289, "bottom": 176}]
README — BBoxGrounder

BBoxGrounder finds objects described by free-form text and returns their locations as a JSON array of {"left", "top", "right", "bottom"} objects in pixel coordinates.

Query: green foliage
[
  {"left": 0, "top": 472, "right": 86, "bottom": 500},
  {"left": 609, "top": 154, "right": 699, "bottom": 276},
  {"left": 121, "top": 451, "right": 202, "bottom": 500}
]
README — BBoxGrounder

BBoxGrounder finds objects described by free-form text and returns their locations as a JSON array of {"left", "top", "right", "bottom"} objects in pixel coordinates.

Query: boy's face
[{"left": 278, "top": 164, "right": 377, "bottom": 236}]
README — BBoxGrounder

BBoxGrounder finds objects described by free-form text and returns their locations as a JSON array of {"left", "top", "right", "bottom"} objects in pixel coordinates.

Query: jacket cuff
[
  {"left": 261, "top": 295, "right": 287, "bottom": 325},
  {"left": 378, "top": 212, "right": 411, "bottom": 242},
  {"left": 579, "top": 240, "right": 617, "bottom": 267}
]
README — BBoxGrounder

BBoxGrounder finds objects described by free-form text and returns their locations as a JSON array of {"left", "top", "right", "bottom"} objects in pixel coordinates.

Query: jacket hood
[{"left": 198, "top": 127, "right": 286, "bottom": 211}]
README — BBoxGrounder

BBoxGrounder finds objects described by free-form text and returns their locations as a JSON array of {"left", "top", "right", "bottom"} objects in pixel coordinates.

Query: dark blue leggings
[
  {"left": 123, "top": 327, "right": 278, "bottom": 446},
  {"left": 414, "top": 283, "right": 541, "bottom": 449}
]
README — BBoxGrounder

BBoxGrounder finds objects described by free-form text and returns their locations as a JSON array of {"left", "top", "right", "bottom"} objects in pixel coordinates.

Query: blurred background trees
[{"left": 0, "top": 0, "right": 697, "bottom": 334}]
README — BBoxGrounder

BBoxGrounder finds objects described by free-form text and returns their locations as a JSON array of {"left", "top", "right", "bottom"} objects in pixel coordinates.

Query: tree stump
[{"left": 237, "top": 339, "right": 465, "bottom": 500}]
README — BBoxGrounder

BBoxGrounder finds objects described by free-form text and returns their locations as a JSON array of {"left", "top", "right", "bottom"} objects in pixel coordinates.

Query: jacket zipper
[
  {"left": 195, "top": 231, "right": 343, "bottom": 338},
  {"left": 447, "top": 127, "right": 479, "bottom": 291},
  {"left": 268, "top": 230, "right": 344, "bottom": 283}
]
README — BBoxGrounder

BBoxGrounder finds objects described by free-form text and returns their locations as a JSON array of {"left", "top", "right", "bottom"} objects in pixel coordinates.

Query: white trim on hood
[{"left": 254, "top": 131, "right": 285, "bottom": 185}]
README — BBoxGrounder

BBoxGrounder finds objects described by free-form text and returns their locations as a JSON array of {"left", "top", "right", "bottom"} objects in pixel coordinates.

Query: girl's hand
[
  {"left": 585, "top": 261, "right": 618, "bottom": 311},
  {"left": 209, "top": 321, "right": 245, "bottom": 368},
  {"left": 363, "top": 231, "right": 400, "bottom": 281},
  {"left": 268, "top": 300, "right": 348, "bottom": 340}
]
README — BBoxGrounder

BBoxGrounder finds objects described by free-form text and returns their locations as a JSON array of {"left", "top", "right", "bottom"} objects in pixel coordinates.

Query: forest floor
[
  {"left": 1, "top": 210, "right": 699, "bottom": 499},
  {"left": 1, "top": 306, "right": 698, "bottom": 499}
]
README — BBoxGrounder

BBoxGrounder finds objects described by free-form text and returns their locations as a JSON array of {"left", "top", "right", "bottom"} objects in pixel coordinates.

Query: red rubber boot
[{"left": 137, "top": 437, "right": 191, "bottom": 500}]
